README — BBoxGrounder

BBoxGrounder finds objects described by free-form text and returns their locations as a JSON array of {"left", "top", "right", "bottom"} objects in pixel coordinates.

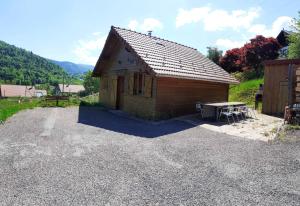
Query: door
[
  {"left": 278, "top": 81, "right": 288, "bottom": 115},
  {"left": 116, "top": 76, "right": 125, "bottom": 110}
]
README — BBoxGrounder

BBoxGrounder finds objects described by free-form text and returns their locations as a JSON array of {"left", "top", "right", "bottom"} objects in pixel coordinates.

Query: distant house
[
  {"left": 57, "top": 84, "right": 85, "bottom": 95},
  {"left": 93, "top": 26, "right": 238, "bottom": 119},
  {"left": 35, "top": 90, "right": 47, "bottom": 97},
  {"left": 0, "top": 85, "right": 36, "bottom": 98},
  {"left": 276, "top": 29, "right": 294, "bottom": 58}
]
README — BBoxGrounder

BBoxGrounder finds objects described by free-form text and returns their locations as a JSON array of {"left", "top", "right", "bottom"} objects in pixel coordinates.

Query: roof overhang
[
  {"left": 155, "top": 73, "right": 239, "bottom": 85},
  {"left": 264, "top": 59, "right": 300, "bottom": 66}
]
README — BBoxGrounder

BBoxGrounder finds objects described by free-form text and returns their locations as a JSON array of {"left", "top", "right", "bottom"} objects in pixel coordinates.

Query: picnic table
[{"left": 200, "top": 102, "right": 246, "bottom": 121}]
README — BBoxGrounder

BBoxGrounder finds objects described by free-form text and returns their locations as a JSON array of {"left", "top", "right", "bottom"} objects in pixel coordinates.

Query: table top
[{"left": 203, "top": 102, "right": 246, "bottom": 107}]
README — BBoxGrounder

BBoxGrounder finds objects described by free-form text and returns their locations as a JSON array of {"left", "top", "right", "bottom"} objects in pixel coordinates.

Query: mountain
[
  {"left": 50, "top": 60, "right": 93, "bottom": 75},
  {"left": 0, "top": 40, "right": 80, "bottom": 85}
]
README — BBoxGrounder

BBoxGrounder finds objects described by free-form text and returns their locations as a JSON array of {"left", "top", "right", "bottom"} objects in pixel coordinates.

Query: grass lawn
[
  {"left": 229, "top": 78, "right": 264, "bottom": 106},
  {"left": 0, "top": 94, "right": 101, "bottom": 123},
  {"left": 0, "top": 98, "right": 40, "bottom": 122}
]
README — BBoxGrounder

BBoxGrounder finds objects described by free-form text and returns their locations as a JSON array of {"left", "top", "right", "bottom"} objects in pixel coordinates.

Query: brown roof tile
[
  {"left": 0, "top": 85, "right": 36, "bottom": 97},
  {"left": 58, "top": 84, "right": 85, "bottom": 93},
  {"left": 111, "top": 26, "right": 238, "bottom": 84}
]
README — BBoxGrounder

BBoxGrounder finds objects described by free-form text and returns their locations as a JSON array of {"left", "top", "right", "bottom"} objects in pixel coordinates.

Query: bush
[{"left": 232, "top": 69, "right": 263, "bottom": 82}]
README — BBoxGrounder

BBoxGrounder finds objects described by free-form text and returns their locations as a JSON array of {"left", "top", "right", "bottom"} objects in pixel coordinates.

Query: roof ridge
[{"left": 112, "top": 26, "right": 197, "bottom": 51}]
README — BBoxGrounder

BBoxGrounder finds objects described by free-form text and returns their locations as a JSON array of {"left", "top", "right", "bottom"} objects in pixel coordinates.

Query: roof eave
[{"left": 155, "top": 73, "right": 239, "bottom": 85}]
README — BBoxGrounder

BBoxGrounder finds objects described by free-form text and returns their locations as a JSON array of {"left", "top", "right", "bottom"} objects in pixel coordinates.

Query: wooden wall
[
  {"left": 296, "top": 68, "right": 300, "bottom": 103},
  {"left": 155, "top": 77, "right": 229, "bottom": 118},
  {"left": 99, "top": 74, "right": 118, "bottom": 109},
  {"left": 263, "top": 61, "right": 300, "bottom": 115}
]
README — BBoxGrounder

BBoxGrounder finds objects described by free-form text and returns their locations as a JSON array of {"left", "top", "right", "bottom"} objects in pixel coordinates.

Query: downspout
[{"left": 287, "top": 63, "right": 294, "bottom": 107}]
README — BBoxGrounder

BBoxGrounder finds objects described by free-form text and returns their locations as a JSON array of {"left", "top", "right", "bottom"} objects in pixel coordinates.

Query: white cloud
[
  {"left": 127, "top": 18, "right": 163, "bottom": 32},
  {"left": 248, "top": 16, "right": 293, "bottom": 37},
  {"left": 140, "top": 18, "right": 163, "bottom": 31},
  {"left": 128, "top": 20, "right": 139, "bottom": 31},
  {"left": 92, "top": 32, "right": 102, "bottom": 36},
  {"left": 176, "top": 7, "right": 210, "bottom": 28},
  {"left": 73, "top": 33, "right": 106, "bottom": 65},
  {"left": 215, "top": 38, "right": 246, "bottom": 49},
  {"left": 176, "top": 6, "right": 261, "bottom": 31}
]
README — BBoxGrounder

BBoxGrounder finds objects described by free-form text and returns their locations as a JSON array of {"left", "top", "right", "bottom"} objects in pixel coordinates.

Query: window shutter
[
  {"left": 144, "top": 75, "right": 152, "bottom": 98},
  {"left": 100, "top": 77, "right": 106, "bottom": 90},
  {"left": 128, "top": 73, "right": 134, "bottom": 95}
]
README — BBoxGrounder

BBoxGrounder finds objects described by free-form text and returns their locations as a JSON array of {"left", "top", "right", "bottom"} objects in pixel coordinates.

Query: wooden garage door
[{"left": 277, "top": 81, "right": 288, "bottom": 115}]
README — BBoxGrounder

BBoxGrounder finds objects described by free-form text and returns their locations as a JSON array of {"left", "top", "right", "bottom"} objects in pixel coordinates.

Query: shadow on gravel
[{"left": 77, "top": 106, "right": 195, "bottom": 138}]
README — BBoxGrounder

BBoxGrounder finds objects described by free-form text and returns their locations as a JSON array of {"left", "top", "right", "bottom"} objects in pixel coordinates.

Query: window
[
  {"left": 132, "top": 72, "right": 153, "bottom": 97},
  {"left": 133, "top": 72, "right": 144, "bottom": 95},
  {"left": 138, "top": 73, "right": 143, "bottom": 94},
  {"left": 133, "top": 73, "right": 138, "bottom": 95}
]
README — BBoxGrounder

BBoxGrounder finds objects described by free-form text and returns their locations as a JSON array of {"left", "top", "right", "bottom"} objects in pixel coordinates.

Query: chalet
[
  {"left": 276, "top": 29, "right": 294, "bottom": 58},
  {"left": 0, "top": 85, "right": 36, "bottom": 98},
  {"left": 57, "top": 84, "right": 85, "bottom": 95},
  {"left": 93, "top": 26, "right": 238, "bottom": 119}
]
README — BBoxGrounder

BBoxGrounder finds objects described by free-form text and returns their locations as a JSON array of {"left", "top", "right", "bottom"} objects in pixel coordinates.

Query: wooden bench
[{"left": 45, "top": 96, "right": 69, "bottom": 106}]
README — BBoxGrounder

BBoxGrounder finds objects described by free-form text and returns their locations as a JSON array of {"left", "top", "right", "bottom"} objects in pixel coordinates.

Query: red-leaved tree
[
  {"left": 220, "top": 35, "right": 280, "bottom": 76},
  {"left": 242, "top": 35, "right": 280, "bottom": 76},
  {"left": 219, "top": 48, "right": 244, "bottom": 73}
]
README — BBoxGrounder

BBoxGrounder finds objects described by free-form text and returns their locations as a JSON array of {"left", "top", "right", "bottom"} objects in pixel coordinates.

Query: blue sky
[{"left": 0, "top": 0, "right": 299, "bottom": 65}]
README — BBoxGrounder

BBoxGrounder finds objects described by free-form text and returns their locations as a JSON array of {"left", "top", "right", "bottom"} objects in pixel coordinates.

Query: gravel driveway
[{"left": 0, "top": 107, "right": 299, "bottom": 206}]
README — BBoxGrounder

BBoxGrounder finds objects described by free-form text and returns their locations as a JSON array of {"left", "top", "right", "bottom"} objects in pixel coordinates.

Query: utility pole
[{"left": 62, "top": 73, "right": 65, "bottom": 94}]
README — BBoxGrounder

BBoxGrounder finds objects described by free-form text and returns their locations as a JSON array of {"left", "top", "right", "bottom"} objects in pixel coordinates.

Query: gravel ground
[{"left": 0, "top": 107, "right": 299, "bottom": 206}]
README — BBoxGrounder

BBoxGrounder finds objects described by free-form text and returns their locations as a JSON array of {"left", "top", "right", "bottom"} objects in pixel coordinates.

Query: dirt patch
[
  {"left": 180, "top": 112, "right": 283, "bottom": 141},
  {"left": 275, "top": 125, "right": 300, "bottom": 143}
]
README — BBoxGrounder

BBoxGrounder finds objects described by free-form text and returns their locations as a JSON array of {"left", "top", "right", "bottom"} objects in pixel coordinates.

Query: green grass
[
  {"left": 0, "top": 94, "right": 101, "bottom": 123},
  {"left": 229, "top": 78, "right": 264, "bottom": 106},
  {"left": 39, "top": 96, "right": 81, "bottom": 107},
  {"left": 0, "top": 98, "right": 41, "bottom": 122},
  {"left": 80, "top": 93, "right": 102, "bottom": 106},
  {"left": 285, "top": 124, "right": 300, "bottom": 131}
]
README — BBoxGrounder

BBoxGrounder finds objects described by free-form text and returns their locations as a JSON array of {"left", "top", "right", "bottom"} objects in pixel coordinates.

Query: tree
[
  {"left": 242, "top": 35, "right": 280, "bottom": 76},
  {"left": 288, "top": 11, "right": 300, "bottom": 59},
  {"left": 0, "top": 39, "right": 81, "bottom": 86},
  {"left": 219, "top": 48, "right": 244, "bottom": 73},
  {"left": 207, "top": 47, "right": 223, "bottom": 65},
  {"left": 83, "top": 70, "right": 100, "bottom": 95}
]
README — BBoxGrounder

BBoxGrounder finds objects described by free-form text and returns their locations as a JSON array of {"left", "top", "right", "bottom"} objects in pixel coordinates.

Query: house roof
[
  {"left": 276, "top": 29, "right": 294, "bottom": 47},
  {"left": 94, "top": 26, "right": 238, "bottom": 84},
  {"left": 0, "top": 85, "right": 36, "bottom": 97},
  {"left": 58, "top": 84, "right": 85, "bottom": 93}
]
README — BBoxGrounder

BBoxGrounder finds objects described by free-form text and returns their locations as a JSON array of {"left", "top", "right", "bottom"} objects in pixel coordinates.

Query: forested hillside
[
  {"left": 0, "top": 40, "right": 80, "bottom": 85},
  {"left": 50, "top": 60, "right": 93, "bottom": 75}
]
